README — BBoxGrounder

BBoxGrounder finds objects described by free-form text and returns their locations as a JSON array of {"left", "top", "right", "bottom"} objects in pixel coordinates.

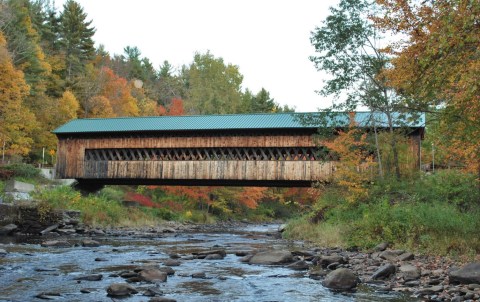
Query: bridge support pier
[{"left": 73, "top": 180, "right": 105, "bottom": 195}]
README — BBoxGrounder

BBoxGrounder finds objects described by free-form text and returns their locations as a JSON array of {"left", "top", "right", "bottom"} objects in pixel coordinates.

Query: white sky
[{"left": 55, "top": 0, "right": 339, "bottom": 112}]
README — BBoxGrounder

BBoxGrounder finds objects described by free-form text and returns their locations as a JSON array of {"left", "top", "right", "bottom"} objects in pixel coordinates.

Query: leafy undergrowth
[{"left": 284, "top": 170, "right": 480, "bottom": 257}]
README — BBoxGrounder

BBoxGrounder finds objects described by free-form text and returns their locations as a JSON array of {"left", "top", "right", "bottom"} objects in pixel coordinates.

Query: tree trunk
[{"left": 372, "top": 112, "right": 384, "bottom": 179}]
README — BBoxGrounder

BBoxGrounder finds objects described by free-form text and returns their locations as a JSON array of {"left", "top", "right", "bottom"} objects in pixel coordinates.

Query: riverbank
[{"left": 1, "top": 222, "right": 479, "bottom": 301}]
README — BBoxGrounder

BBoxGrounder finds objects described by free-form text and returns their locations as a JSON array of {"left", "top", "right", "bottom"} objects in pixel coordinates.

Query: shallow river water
[{"left": 0, "top": 224, "right": 417, "bottom": 302}]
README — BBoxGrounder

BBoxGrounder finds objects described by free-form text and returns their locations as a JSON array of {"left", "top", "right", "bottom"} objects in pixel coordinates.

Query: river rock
[
  {"left": 0, "top": 248, "right": 7, "bottom": 257},
  {"left": 149, "top": 297, "right": 177, "bottom": 302},
  {"left": 139, "top": 269, "right": 168, "bottom": 283},
  {"left": 74, "top": 274, "right": 103, "bottom": 281},
  {"left": 398, "top": 252, "right": 414, "bottom": 261},
  {"left": 0, "top": 223, "right": 18, "bottom": 235},
  {"left": 322, "top": 268, "right": 359, "bottom": 290},
  {"left": 158, "top": 266, "right": 175, "bottom": 276},
  {"left": 449, "top": 262, "right": 480, "bottom": 284},
  {"left": 415, "top": 285, "right": 444, "bottom": 295},
  {"left": 287, "top": 260, "right": 310, "bottom": 270},
  {"left": 249, "top": 250, "right": 293, "bottom": 265},
  {"left": 191, "top": 272, "right": 206, "bottom": 279},
  {"left": 41, "top": 240, "right": 71, "bottom": 248},
  {"left": 205, "top": 253, "right": 224, "bottom": 260},
  {"left": 143, "top": 286, "right": 163, "bottom": 296},
  {"left": 106, "top": 283, "right": 138, "bottom": 297},
  {"left": 193, "top": 249, "right": 226, "bottom": 259},
  {"left": 163, "top": 259, "right": 181, "bottom": 266},
  {"left": 278, "top": 224, "right": 287, "bottom": 233},
  {"left": 316, "top": 255, "right": 346, "bottom": 268},
  {"left": 399, "top": 264, "right": 421, "bottom": 281},
  {"left": 379, "top": 250, "right": 401, "bottom": 261},
  {"left": 81, "top": 239, "right": 100, "bottom": 247},
  {"left": 372, "top": 263, "right": 396, "bottom": 280}
]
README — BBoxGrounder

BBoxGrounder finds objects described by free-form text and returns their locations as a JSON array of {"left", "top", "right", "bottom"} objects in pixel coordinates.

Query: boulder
[
  {"left": 106, "top": 283, "right": 138, "bottom": 297},
  {"left": 399, "top": 264, "right": 421, "bottom": 281},
  {"left": 158, "top": 266, "right": 175, "bottom": 276},
  {"left": 322, "top": 268, "right": 359, "bottom": 290},
  {"left": 0, "top": 223, "right": 17, "bottom": 235},
  {"left": 449, "top": 262, "right": 480, "bottom": 284},
  {"left": 139, "top": 269, "right": 167, "bottom": 283},
  {"left": 191, "top": 272, "right": 206, "bottom": 279},
  {"left": 41, "top": 240, "right": 71, "bottom": 248},
  {"left": 249, "top": 250, "right": 293, "bottom": 265},
  {"left": 372, "top": 263, "right": 396, "bottom": 280}
]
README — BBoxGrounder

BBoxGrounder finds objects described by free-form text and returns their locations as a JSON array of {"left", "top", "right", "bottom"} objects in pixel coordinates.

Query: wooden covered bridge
[{"left": 53, "top": 112, "right": 424, "bottom": 189}]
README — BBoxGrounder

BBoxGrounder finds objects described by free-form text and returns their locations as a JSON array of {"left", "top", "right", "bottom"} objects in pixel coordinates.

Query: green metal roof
[{"left": 53, "top": 112, "right": 425, "bottom": 135}]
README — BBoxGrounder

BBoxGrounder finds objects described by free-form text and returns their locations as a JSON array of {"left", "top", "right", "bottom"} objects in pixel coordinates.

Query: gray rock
[
  {"left": 74, "top": 274, "right": 103, "bottom": 281},
  {"left": 5, "top": 180, "right": 35, "bottom": 193},
  {"left": 372, "top": 263, "right": 396, "bottom": 280},
  {"left": 373, "top": 242, "right": 389, "bottom": 252},
  {"left": 139, "top": 269, "right": 167, "bottom": 283},
  {"left": 81, "top": 239, "right": 100, "bottom": 247},
  {"left": 249, "top": 250, "right": 293, "bottom": 265},
  {"left": 322, "top": 268, "right": 359, "bottom": 290},
  {"left": 399, "top": 264, "right": 421, "bottom": 281},
  {"left": 278, "top": 224, "right": 287, "bottom": 233},
  {"left": 41, "top": 240, "right": 71, "bottom": 248},
  {"left": 0, "top": 223, "right": 18, "bottom": 235},
  {"left": 106, "top": 283, "right": 138, "bottom": 297},
  {"left": 449, "top": 263, "right": 480, "bottom": 284}
]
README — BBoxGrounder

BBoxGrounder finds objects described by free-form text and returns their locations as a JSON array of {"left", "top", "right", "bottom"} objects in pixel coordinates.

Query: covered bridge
[{"left": 53, "top": 112, "right": 424, "bottom": 189}]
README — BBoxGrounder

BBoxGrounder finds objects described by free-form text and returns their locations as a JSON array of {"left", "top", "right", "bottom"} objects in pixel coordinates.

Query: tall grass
[
  {"left": 284, "top": 170, "right": 480, "bottom": 256},
  {"left": 34, "top": 186, "right": 167, "bottom": 227}
]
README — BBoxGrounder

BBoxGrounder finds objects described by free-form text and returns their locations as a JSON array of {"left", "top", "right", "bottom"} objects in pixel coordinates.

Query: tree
[
  {"left": 183, "top": 51, "right": 244, "bottom": 114},
  {"left": 56, "top": 90, "right": 79, "bottom": 124},
  {"left": 0, "top": 31, "right": 37, "bottom": 156},
  {"left": 310, "top": 0, "right": 416, "bottom": 179},
  {"left": 374, "top": 0, "right": 480, "bottom": 177},
  {"left": 59, "top": 0, "right": 95, "bottom": 82}
]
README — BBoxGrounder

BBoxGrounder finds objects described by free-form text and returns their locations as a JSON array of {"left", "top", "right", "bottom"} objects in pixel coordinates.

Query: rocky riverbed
[{"left": 0, "top": 222, "right": 479, "bottom": 301}]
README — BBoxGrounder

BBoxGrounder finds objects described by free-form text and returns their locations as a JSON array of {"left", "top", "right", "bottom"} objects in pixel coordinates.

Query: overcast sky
[{"left": 55, "top": 0, "right": 340, "bottom": 112}]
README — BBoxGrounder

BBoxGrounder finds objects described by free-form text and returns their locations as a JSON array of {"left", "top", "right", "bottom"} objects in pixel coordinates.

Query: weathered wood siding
[
  {"left": 83, "top": 161, "right": 334, "bottom": 182},
  {"left": 56, "top": 134, "right": 319, "bottom": 180}
]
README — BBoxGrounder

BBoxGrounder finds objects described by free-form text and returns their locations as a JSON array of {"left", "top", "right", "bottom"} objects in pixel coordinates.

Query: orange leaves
[
  {"left": 236, "top": 187, "right": 267, "bottom": 209},
  {"left": 99, "top": 67, "right": 139, "bottom": 117},
  {"left": 323, "top": 126, "right": 376, "bottom": 203},
  {"left": 158, "top": 98, "right": 185, "bottom": 116}
]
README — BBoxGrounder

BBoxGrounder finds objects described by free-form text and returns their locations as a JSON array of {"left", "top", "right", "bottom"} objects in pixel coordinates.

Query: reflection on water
[{"left": 0, "top": 224, "right": 417, "bottom": 302}]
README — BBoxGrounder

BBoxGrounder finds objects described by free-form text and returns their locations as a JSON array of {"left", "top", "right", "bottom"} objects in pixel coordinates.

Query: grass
[{"left": 283, "top": 216, "right": 345, "bottom": 248}]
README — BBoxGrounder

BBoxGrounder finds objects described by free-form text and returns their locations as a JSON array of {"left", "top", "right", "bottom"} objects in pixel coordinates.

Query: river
[{"left": 0, "top": 224, "right": 417, "bottom": 301}]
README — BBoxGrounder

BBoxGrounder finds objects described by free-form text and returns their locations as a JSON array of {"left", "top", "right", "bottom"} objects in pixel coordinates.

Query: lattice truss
[{"left": 84, "top": 147, "right": 332, "bottom": 161}]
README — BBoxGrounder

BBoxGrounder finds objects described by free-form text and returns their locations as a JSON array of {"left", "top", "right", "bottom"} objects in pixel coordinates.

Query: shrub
[{"left": 4, "top": 163, "right": 40, "bottom": 179}]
